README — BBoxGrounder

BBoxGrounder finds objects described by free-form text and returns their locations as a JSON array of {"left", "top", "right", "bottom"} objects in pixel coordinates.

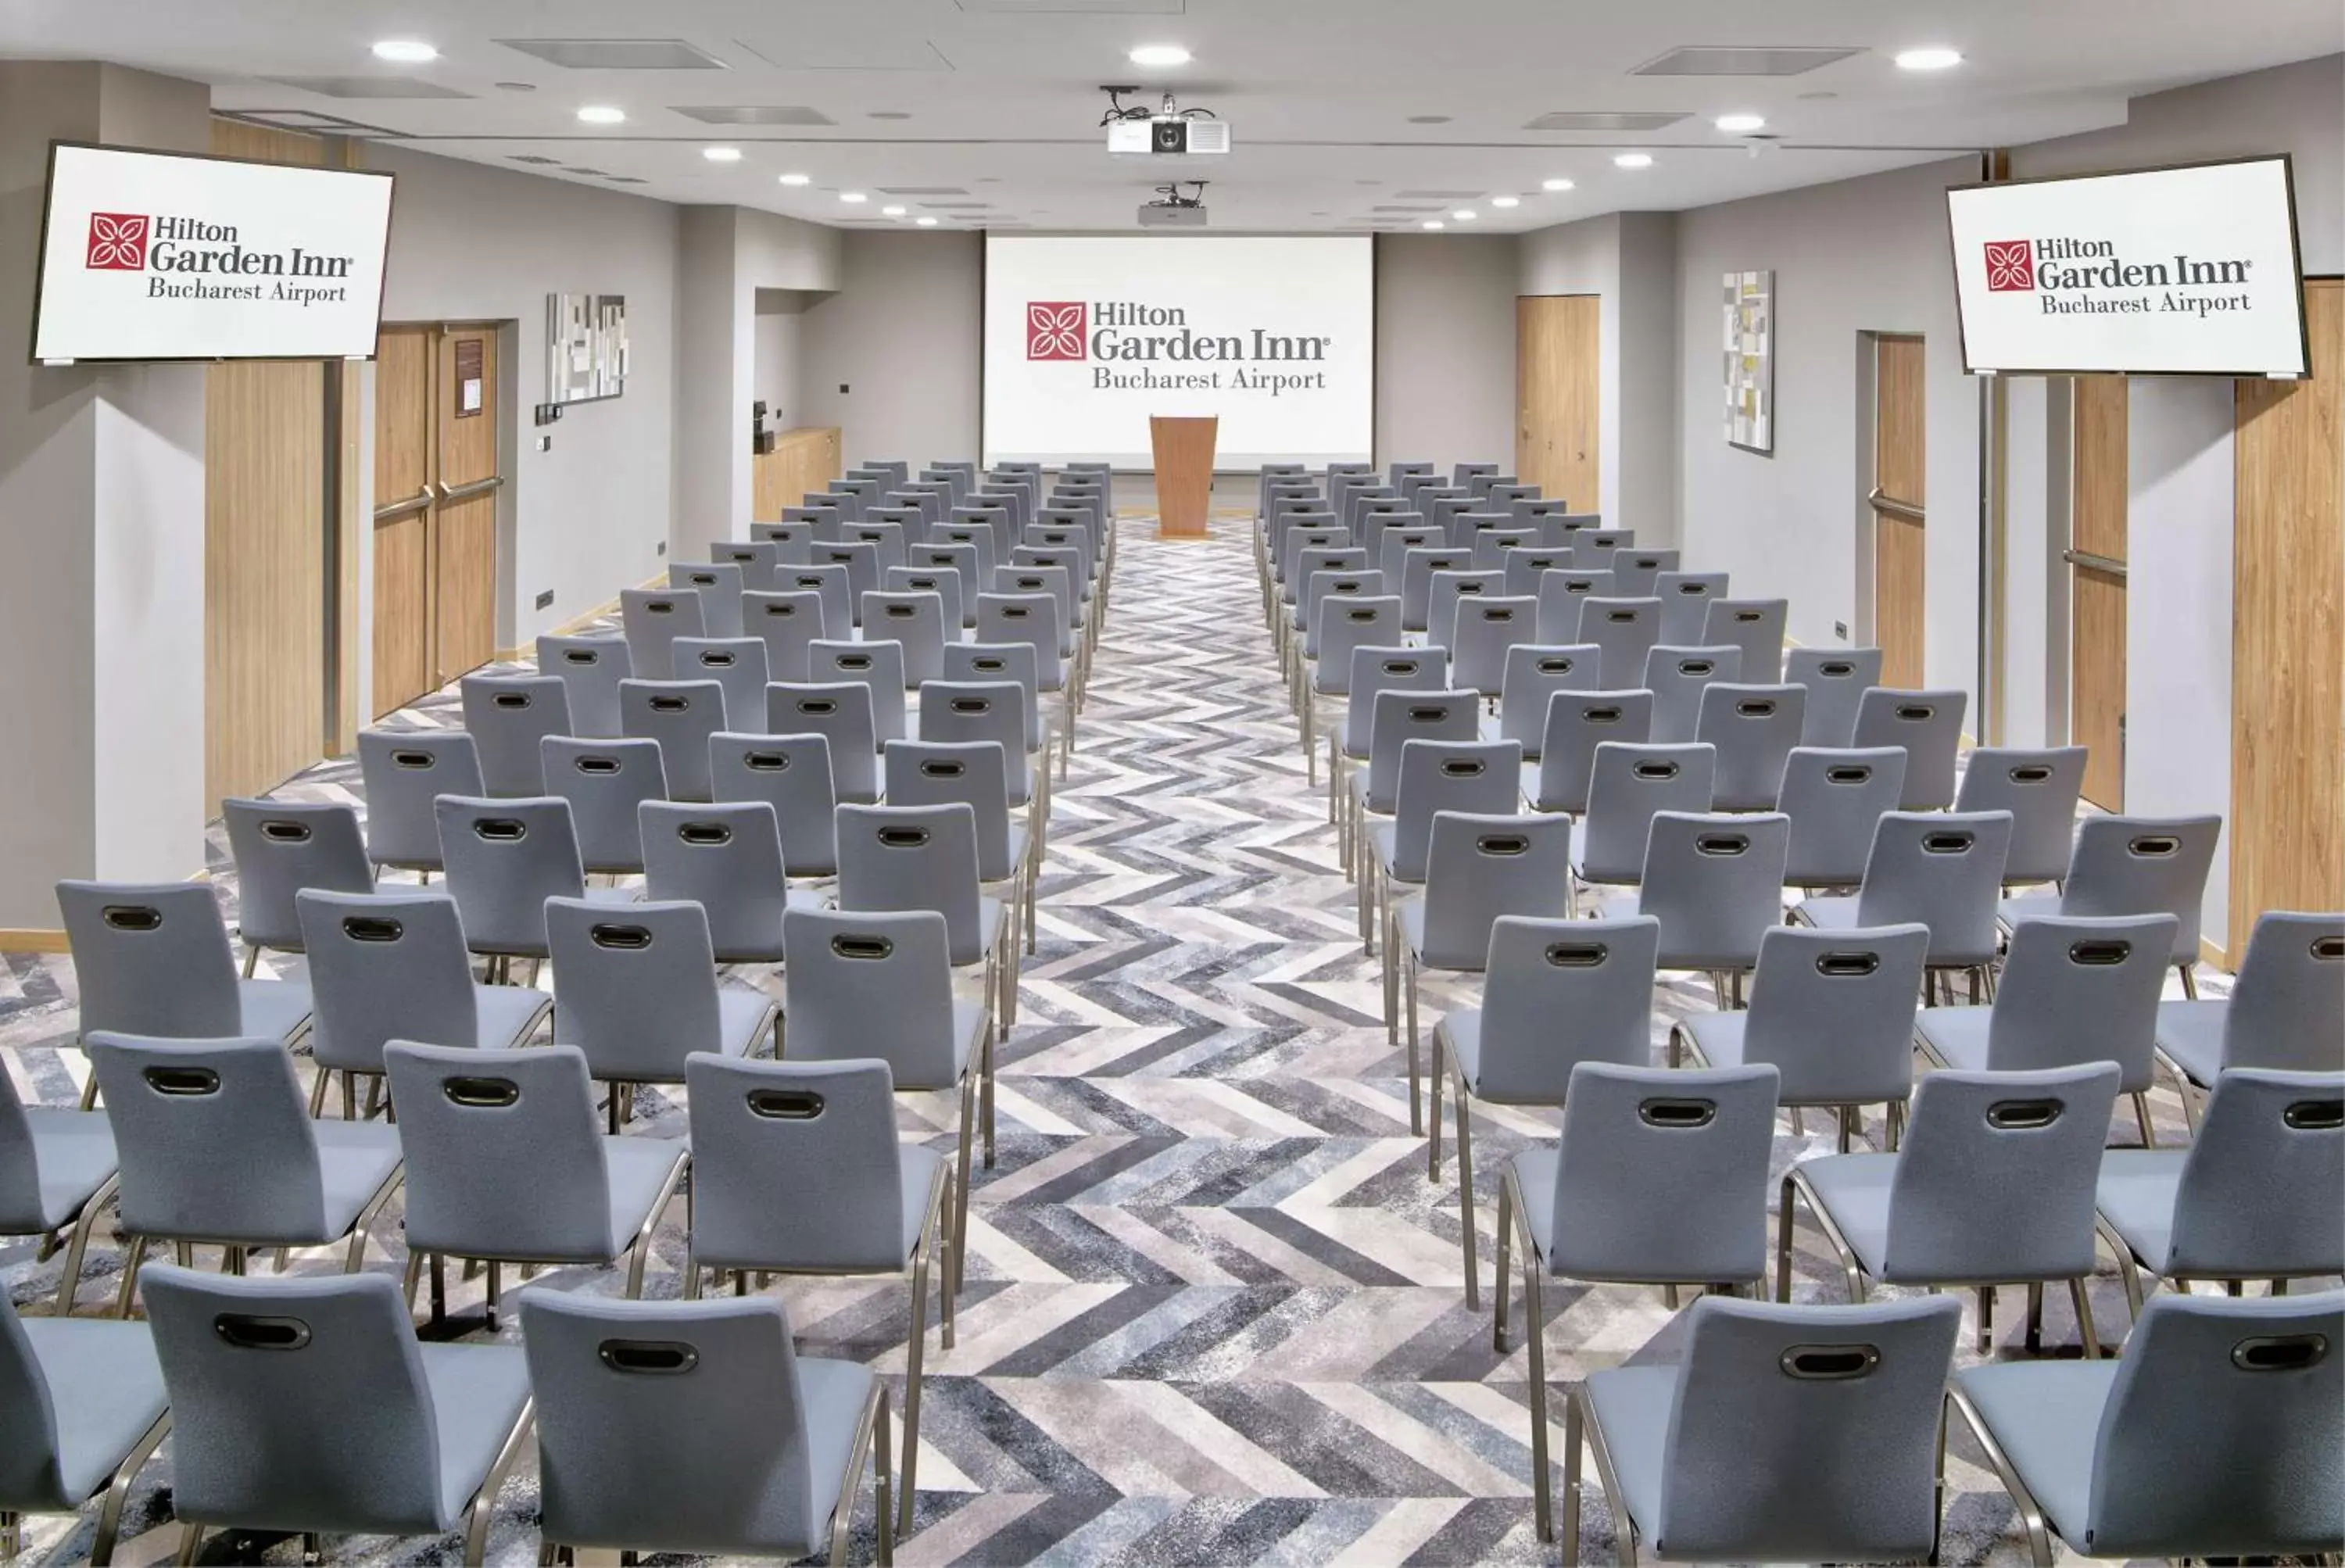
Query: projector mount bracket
[
  {"left": 1099, "top": 85, "right": 1219, "bottom": 127},
  {"left": 1147, "top": 181, "right": 1208, "bottom": 210}
]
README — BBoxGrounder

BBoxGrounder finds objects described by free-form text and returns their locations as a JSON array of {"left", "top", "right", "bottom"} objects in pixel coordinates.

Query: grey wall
[
  {"left": 754, "top": 292, "right": 811, "bottom": 428},
  {"left": 1520, "top": 213, "right": 1623, "bottom": 524},
  {"left": 368, "top": 142, "right": 684, "bottom": 641},
  {"left": 1373, "top": 234, "right": 1516, "bottom": 474},
  {"left": 798, "top": 229, "right": 983, "bottom": 466}
]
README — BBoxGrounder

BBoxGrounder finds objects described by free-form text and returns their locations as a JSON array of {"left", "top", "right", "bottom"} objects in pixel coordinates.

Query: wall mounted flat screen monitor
[
  {"left": 31, "top": 141, "right": 396, "bottom": 363},
  {"left": 983, "top": 234, "right": 1375, "bottom": 470},
  {"left": 1946, "top": 155, "right": 2307, "bottom": 377}
]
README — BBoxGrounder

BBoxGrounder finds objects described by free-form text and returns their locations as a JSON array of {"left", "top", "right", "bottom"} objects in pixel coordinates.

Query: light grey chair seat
[
  {"left": 2090, "top": 1150, "right": 2190, "bottom": 1274},
  {"left": 14, "top": 1314, "right": 169, "bottom": 1505},
  {"left": 474, "top": 983, "right": 554, "bottom": 1050},
  {"left": 791, "top": 1357, "right": 879, "bottom": 1545},
  {"left": 234, "top": 978, "right": 315, "bottom": 1042},
  {"left": 1578, "top": 1362, "right": 1681, "bottom": 1541},
  {"left": 13, "top": 1107, "right": 116, "bottom": 1230},
  {"left": 413, "top": 1342, "right": 536, "bottom": 1524},
  {"left": 1951, "top": 1359, "right": 2121, "bottom": 1546},
  {"left": 1793, "top": 894, "right": 1861, "bottom": 928},
  {"left": 1677, "top": 1010, "right": 1749, "bottom": 1069},
  {"left": 1787, "top": 1152, "right": 1898, "bottom": 1273},
  {"left": 1910, "top": 1007, "right": 1993, "bottom": 1069},
  {"left": 1996, "top": 890, "right": 2062, "bottom": 929},
  {"left": 1508, "top": 1144, "right": 1563, "bottom": 1263},
  {"left": 716, "top": 987, "right": 780, "bottom": 1058},
  {"left": 893, "top": 1146, "right": 946, "bottom": 1258},
  {"left": 597, "top": 1137, "right": 695, "bottom": 1254},
  {"left": 2150, "top": 999, "right": 2225, "bottom": 1084},
  {"left": 308, "top": 1121, "right": 407, "bottom": 1242}
]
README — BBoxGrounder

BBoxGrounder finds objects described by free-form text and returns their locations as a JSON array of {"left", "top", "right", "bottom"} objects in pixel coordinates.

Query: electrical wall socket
[
  {"left": 656, "top": 541, "right": 666, "bottom": 555},
  {"left": 535, "top": 589, "right": 554, "bottom": 610},
  {"left": 1834, "top": 621, "right": 1849, "bottom": 640}
]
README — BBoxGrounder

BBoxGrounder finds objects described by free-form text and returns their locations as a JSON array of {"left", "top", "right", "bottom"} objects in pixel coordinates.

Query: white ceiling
[{"left": 4, "top": 0, "right": 2339, "bottom": 232}]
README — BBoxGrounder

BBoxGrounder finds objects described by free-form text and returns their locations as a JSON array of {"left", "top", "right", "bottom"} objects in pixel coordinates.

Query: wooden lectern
[{"left": 1149, "top": 415, "right": 1217, "bottom": 538}]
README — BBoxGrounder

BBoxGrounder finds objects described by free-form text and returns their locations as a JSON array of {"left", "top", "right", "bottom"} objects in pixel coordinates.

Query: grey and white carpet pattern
[{"left": 2, "top": 517, "right": 2256, "bottom": 1565}]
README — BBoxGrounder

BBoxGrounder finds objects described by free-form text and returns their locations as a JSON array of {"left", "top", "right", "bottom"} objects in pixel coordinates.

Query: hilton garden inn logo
[
  {"left": 1982, "top": 236, "right": 2257, "bottom": 318},
  {"left": 1025, "top": 299, "right": 1332, "bottom": 364},
  {"left": 81, "top": 212, "right": 356, "bottom": 304}
]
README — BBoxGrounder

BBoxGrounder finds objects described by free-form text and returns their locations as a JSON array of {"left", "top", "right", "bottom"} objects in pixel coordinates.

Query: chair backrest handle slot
[
  {"left": 213, "top": 1314, "right": 311, "bottom": 1351},
  {"left": 598, "top": 1339, "right": 700, "bottom": 1375},
  {"left": 102, "top": 904, "right": 163, "bottom": 931},
  {"left": 1545, "top": 942, "right": 1607, "bottom": 967},
  {"left": 1638, "top": 1097, "right": 1718, "bottom": 1129},
  {"left": 443, "top": 1076, "right": 521, "bottom": 1108},
  {"left": 746, "top": 1088, "right": 825, "bottom": 1119},
  {"left": 1986, "top": 1098, "right": 2064, "bottom": 1131},
  {"left": 2232, "top": 1334, "right": 2328, "bottom": 1372},
  {"left": 1816, "top": 951, "right": 1881, "bottom": 977},
  {"left": 2282, "top": 1099, "right": 2343, "bottom": 1131},
  {"left": 589, "top": 923, "right": 653, "bottom": 950},
  {"left": 342, "top": 915, "right": 404, "bottom": 943},
  {"left": 1778, "top": 1344, "right": 1881, "bottom": 1380},
  {"left": 143, "top": 1066, "right": 220, "bottom": 1096}
]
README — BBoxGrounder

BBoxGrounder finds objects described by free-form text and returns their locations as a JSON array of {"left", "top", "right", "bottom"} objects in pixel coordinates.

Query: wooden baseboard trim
[
  {"left": 492, "top": 571, "right": 665, "bottom": 664},
  {"left": 0, "top": 929, "right": 71, "bottom": 953},
  {"left": 2198, "top": 935, "right": 2229, "bottom": 974}
]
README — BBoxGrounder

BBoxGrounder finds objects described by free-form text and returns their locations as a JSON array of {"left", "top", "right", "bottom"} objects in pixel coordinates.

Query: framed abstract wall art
[
  {"left": 548, "top": 292, "right": 628, "bottom": 405},
  {"left": 1724, "top": 269, "right": 1774, "bottom": 454}
]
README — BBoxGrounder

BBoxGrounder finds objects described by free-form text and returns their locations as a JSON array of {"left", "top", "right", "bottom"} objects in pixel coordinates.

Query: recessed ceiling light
[
  {"left": 1421, "top": 220, "right": 1445, "bottom": 231},
  {"left": 1490, "top": 195, "right": 1520, "bottom": 208},
  {"left": 1614, "top": 152, "right": 1654, "bottom": 169},
  {"left": 778, "top": 172, "right": 811, "bottom": 186},
  {"left": 915, "top": 216, "right": 939, "bottom": 227},
  {"left": 881, "top": 204, "right": 907, "bottom": 217},
  {"left": 1408, "top": 114, "right": 1452, "bottom": 124},
  {"left": 702, "top": 145, "right": 743, "bottom": 163},
  {"left": 1452, "top": 209, "right": 1478, "bottom": 221},
  {"left": 1714, "top": 113, "right": 1766, "bottom": 133},
  {"left": 1127, "top": 43, "right": 1191, "bottom": 66},
  {"left": 840, "top": 191, "right": 868, "bottom": 203},
  {"left": 1542, "top": 177, "right": 1575, "bottom": 192},
  {"left": 576, "top": 106, "right": 625, "bottom": 125},
  {"left": 371, "top": 40, "right": 438, "bottom": 63},
  {"left": 1895, "top": 46, "right": 1964, "bottom": 71}
]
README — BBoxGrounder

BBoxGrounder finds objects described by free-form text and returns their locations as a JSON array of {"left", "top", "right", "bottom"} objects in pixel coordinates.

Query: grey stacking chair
[
  {"left": 1526, "top": 688, "right": 1653, "bottom": 814},
  {"left": 621, "top": 585, "right": 707, "bottom": 680},
  {"left": 1468, "top": 528, "right": 1542, "bottom": 570},
  {"left": 844, "top": 520, "right": 909, "bottom": 575},
  {"left": 1390, "top": 813, "right": 1575, "bottom": 1135},
  {"left": 946, "top": 640, "right": 1065, "bottom": 782},
  {"left": 221, "top": 798, "right": 374, "bottom": 972},
  {"left": 1581, "top": 596, "right": 1662, "bottom": 687},
  {"left": 886, "top": 739, "right": 1035, "bottom": 950},
  {"left": 139, "top": 1265, "right": 532, "bottom": 1566},
  {"left": 1360, "top": 510, "right": 1427, "bottom": 566},
  {"left": 536, "top": 635, "right": 632, "bottom": 739},
  {"left": 930, "top": 529, "right": 998, "bottom": 596},
  {"left": 358, "top": 729, "right": 485, "bottom": 878},
  {"left": 1785, "top": 646, "right": 1883, "bottom": 746},
  {"left": 1388, "top": 460, "right": 1435, "bottom": 492},
  {"left": 55, "top": 882, "right": 315, "bottom": 1103},
  {"left": 682, "top": 1055, "right": 951, "bottom": 1539},
  {"left": 1430, "top": 495, "right": 1481, "bottom": 544},
  {"left": 740, "top": 589, "right": 829, "bottom": 684},
  {"left": 1448, "top": 596, "right": 1538, "bottom": 701},
  {"left": 1644, "top": 643, "right": 1742, "bottom": 744},
  {"left": 2155, "top": 911, "right": 2345, "bottom": 1120},
  {"left": 750, "top": 521, "right": 816, "bottom": 563},
  {"left": 1795, "top": 809, "right": 2014, "bottom": 1000},
  {"left": 88, "top": 1034, "right": 404, "bottom": 1312},
  {"left": 1452, "top": 460, "right": 1497, "bottom": 488},
  {"left": 1498, "top": 1061, "right": 1783, "bottom": 1541},
  {"left": 620, "top": 677, "right": 728, "bottom": 802},
  {"left": 863, "top": 591, "right": 949, "bottom": 686},
  {"left": 460, "top": 674, "right": 572, "bottom": 797},
  {"left": 1571, "top": 532, "right": 1631, "bottom": 571},
  {"left": 1613, "top": 549, "right": 1684, "bottom": 600},
  {"left": 1330, "top": 649, "right": 1446, "bottom": 855},
  {"left": 825, "top": 478, "right": 875, "bottom": 521},
  {"left": 297, "top": 890, "right": 550, "bottom": 1119},
  {"left": 0, "top": 1294, "right": 168, "bottom": 1561},
  {"left": 1674, "top": 922, "right": 1930, "bottom": 1149},
  {"left": 1499, "top": 548, "right": 1574, "bottom": 597},
  {"left": 642, "top": 799, "right": 822, "bottom": 965},
  {"left": 541, "top": 735, "right": 668, "bottom": 877},
  {"left": 1781, "top": 1062, "right": 2121, "bottom": 1356},
  {"left": 1954, "top": 746, "right": 2087, "bottom": 887},
  {"left": 835, "top": 803, "right": 1014, "bottom": 1029},
  {"left": 1533, "top": 569, "right": 1616, "bottom": 644},
  {"left": 1998, "top": 813, "right": 2222, "bottom": 993},
  {"left": 779, "top": 563, "right": 855, "bottom": 639},
  {"left": 709, "top": 732, "right": 840, "bottom": 881},
  {"left": 434, "top": 795, "right": 630, "bottom": 976},
  {"left": 709, "top": 538, "right": 780, "bottom": 592},
  {"left": 1696, "top": 681, "right": 1805, "bottom": 810},
  {"left": 671, "top": 636, "right": 772, "bottom": 732},
  {"left": 919, "top": 680, "right": 1037, "bottom": 812},
  {"left": 547, "top": 897, "right": 775, "bottom": 1129},
  {"left": 780, "top": 905, "right": 991, "bottom": 1296},
  {"left": 1596, "top": 811, "right": 1790, "bottom": 1004},
  {"left": 2094, "top": 1068, "right": 2343, "bottom": 1317},
  {"left": 1559, "top": 1294, "right": 1962, "bottom": 1560},
  {"left": 1431, "top": 915, "right": 1659, "bottom": 1308},
  {"left": 995, "top": 564, "right": 1080, "bottom": 663},
  {"left": 522, "top": 1293, "right": 893, "bottom": 1566},
  {"left": 1778, "top": 746, "right": 1909, "bottom": 888},
  {"left": 1651, "top": 564, "right": 1726, "bottom": 637},
  {"left": 1949, "top": 1288, "right": 2344, "bottom": 1567},
  {"left": 384, "top": 1042, "right": 688, "bottom": 1326},
  {"left": 813, "top": 543, "right": 883, "bottom": 622},
  {"left": 766, "top": 681, "right": 882, "bottom": 804},
  {"left": 1394, "top": 548, "right": 1470, "bottom": 633},
  {"left": 1364, "top": 739, "right": 1521, "bottom": 960},
  {"left": 1489, "top": 644, "right": 1598, "bottom": 758},
  {"left": 976, "top": 592, "right": 1069, "bottom": 699},
  {"left": 1423, "top": 571, "right": 1505, "bottom": 651},
  {"left": 1348, "top": 689, "right": 1480, "bottom": 883},
  {"left": 1375, "top": 528, "right": 1443, "bottom": 589},
  {"left": 890, "top": 565, "right": 965, "bottom": 640},
  {"left": 1570, "top": 742, "right": 1716, "bottom": 890},
  {"left": 809, "top": 639, "right": 909, "bottom": 744},
  {"left": 0, "top": 1069, "right": 119, "bottom": 1317},
  {"left": 1853, "top": 686, "right": 1968, "bottom": 811},
  {"left": 1915, "top": 913, "right": 2176, "bottom": 1145},
  {"left": 1485, "top": 482, "right": 1537, "bottom": 509},
  {"left": 1703, "top": 596, "right": 1788, "bottom": 682},
  {"left": 1304, "top": 596, "right": 1404, "bottom": 777}
]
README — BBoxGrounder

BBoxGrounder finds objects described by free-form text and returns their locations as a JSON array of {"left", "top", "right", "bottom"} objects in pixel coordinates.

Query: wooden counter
[{"left": 752, "top": 425, "right": 843, "bottom": 520}]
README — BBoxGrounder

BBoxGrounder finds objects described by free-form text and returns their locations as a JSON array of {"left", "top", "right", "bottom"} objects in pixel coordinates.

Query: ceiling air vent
[
  {"left": 1370, "top": 204, "right": 1443, "bottom": 214},
  {"left": 213, "top": 109, "right": 408, "bottom": 138},
  {"left": 605, "top": 176, "right": 650, "bottom": 184},
  {"left": 496, "top": 38, "right": 729, "bottom": 70},
  {"left": 1393, "top": 188, "right": 1484, "bottom": 200},
  {"left": 1522, "top": 111, "right": 1688, "bottom": 132},
  {"left": 561, "top": 167, "right": 611, "bottom": 177},
  {"left": 1633, "top": 45, "right": 1862, "bottom": 76},
  {"left": 880, "top": 186, "right": 971, "bottom": 197},
  {"left": 263, "top": 77, "right": 472, "bottom": 99},
  {"left": 670, "top": 105, "right": 836, "bottom": 126},
  {"left": 508, "top": 154, "right": 563, "bottom": 165}
]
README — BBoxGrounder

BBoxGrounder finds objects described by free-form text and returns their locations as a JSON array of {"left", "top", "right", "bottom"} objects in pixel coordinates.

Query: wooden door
[
  {"left": 372, "top": 324, "right": 503, "bottom": 717},
  {"left": 1516, "top": 295, "right": 1600, "bottom": 514},
  {"left": 1871, "top": 335, "right": 1927, "bottom": 688},
  {"left": 372, "top": 326, "right": 434, "bottom": 715},
  {"left": 2230, "top": 276, "right": 2344, "bottom": 958},
  {"left": 2069, "top": 376, "right": 2129, "bottom": 808}
]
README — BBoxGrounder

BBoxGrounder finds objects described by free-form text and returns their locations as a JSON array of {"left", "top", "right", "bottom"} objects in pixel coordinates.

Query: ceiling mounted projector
[
  {"left": 1139, "top": 178, "right": 1209, "bottom": 227},
  {"left": 1102, "top": 87, "right": 1230, "bottom": 158}
]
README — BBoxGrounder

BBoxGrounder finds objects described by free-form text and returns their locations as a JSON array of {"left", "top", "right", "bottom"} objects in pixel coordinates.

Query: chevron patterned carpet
[{"left": 2, "top": 516, "right": 2233, "bottom": 1565}]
